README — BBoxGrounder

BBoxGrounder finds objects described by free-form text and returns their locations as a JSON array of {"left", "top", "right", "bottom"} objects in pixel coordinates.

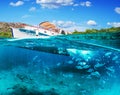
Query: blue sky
[{"left": 0, "top": 0, "right": 120, "bottom": 31}]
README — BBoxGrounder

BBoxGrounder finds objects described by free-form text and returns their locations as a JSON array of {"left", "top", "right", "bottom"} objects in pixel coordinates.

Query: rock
[
  {"left": 0, "top": 22, "right": 11, "bottom": 32},
  {"left": 0, "top": 22, "right": 27, "bottom": 32}
]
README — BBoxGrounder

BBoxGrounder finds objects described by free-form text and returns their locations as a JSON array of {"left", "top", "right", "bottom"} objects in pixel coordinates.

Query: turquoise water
[{"left": 0, "top": 35, "right": 120, "bottom": 95}]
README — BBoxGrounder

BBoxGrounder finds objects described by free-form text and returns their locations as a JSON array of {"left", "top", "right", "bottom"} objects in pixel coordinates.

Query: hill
[{"left": 0, "top": 22, "right": 27, "bottom": 38}]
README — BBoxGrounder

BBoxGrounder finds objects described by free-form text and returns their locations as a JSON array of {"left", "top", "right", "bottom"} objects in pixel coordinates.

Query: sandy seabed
[{"left": 0, "top": 65, "right": 120, "bottom": 95}]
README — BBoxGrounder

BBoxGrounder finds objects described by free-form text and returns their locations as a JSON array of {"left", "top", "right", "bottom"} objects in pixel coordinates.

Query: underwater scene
[{"left": 0, "top": 35, "right": 120, "bottom": 95}]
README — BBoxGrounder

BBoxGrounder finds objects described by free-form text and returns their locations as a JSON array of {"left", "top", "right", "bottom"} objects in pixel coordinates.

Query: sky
[{"left": 0, "top": 0, "right": 120, "bottom": 31}]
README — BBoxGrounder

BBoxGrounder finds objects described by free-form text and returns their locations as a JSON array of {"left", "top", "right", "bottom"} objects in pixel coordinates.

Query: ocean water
[{"left": 0, "top": 35, "right": 120, "bottom": 95}]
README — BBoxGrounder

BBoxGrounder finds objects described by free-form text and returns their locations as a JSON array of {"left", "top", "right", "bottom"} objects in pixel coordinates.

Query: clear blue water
[{"left": 0, "top": 35, "right": 120, "bottom": 95}]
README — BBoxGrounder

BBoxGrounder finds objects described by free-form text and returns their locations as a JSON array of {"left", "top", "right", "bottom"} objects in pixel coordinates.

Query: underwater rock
[
  {"left": 16, "top": 74, "right": 28, "bottom": 82},
  {"left": 16, "top": 74, "right": 33, "bottom": 83},
  {"left": 59, "top": 80, "right": 64, "bottom": 85},
  {"left": 10, "top": 84, "right": 59, "bottom": 95}
]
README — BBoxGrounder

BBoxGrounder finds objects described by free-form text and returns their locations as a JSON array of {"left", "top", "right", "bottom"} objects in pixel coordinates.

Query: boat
[
  {"left": 11, "top": 21, "right": 67, "bottom": 38},
  {"left": 11, "top": 27, "right": 61, "bottom": 39}
]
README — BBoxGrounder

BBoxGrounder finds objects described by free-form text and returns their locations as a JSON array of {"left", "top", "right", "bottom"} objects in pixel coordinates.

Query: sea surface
[{"left": 0, "top": 35, "right": 120, "bottom": 95}]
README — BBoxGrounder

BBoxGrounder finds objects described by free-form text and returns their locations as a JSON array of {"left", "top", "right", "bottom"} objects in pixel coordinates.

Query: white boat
[
  {"left": 11, "top": 21, "right": 67, "bottom": 38},
  {"left": 11, "top": 27, "right": 61, "bottom": 38}
]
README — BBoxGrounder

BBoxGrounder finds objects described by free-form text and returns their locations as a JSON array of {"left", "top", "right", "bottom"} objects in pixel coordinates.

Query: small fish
[
  {"left": 91, "top": 71, "right": 101, "bottom": 78},
  {"left": 94, "top": 63, "right": 105, "bottom": 68},
  {"left": 106, "top": 66, "right": 115, "bottom": 73},
  {"left": 76, "top": 66, "right": 83, "bottom": 69},
  {"left": 83, "top": 65, "right": 90, "bottom": 69},
  {"left": 105, "top": 52, "right": 112, "bottom": 56},
  {"left": 67, "top": 60, "right": 74, "bottom": 64},
  {"left": 112, "top": 56, "right": 118, "bottom": 61},
  {"left": 78, "top": 62, "right": 86, "bottom": 66},
  {"left": 87, "top": 68, "right": 94, "bottom": 73}
]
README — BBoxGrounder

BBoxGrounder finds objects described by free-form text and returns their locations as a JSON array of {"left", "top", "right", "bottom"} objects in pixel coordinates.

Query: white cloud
[
  {"left": 53, "top": 20, "right": 75, "bottom": 28},
  {"left": 36, "top": 0, "right": 73, "bottom": 9},
  {"left": 73, "top": 4, "right": 79, "bottom": 7},
  {"left": 107, "top": 22, "right": 120, "bottom": 27},
  {"left": 10, "top": 1, "right": 24, "bottom": 7},
  {"left": 29, "top": 7, "right": 36, "bottom": 11},
  {"left": 87, "top": 20, "right": 97, "bottom": 26},
  {"left": 115, "top": 7, "right": 120, "bottom": 14},
  {"left": 80, "top": 1, "right": 91, "bottom": 7},
  {"left": 62, "top": 26, "right": 87, "bottom": 32},
  {"left": 22, "top": 15, "right": 31, "bottom": 19},
  {"left": 53, "top": 20, "right": 87, "bottom": 32}
]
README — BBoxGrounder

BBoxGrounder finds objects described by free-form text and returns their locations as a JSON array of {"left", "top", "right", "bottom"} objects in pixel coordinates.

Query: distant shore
[{"left": 0, "top": 21, "right": 120, "bottom": 38}]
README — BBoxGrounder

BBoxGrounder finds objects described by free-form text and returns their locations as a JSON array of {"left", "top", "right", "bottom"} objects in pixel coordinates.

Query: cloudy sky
[{"left": 0, "top": 0, "right": 120, "bottom": 31}]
